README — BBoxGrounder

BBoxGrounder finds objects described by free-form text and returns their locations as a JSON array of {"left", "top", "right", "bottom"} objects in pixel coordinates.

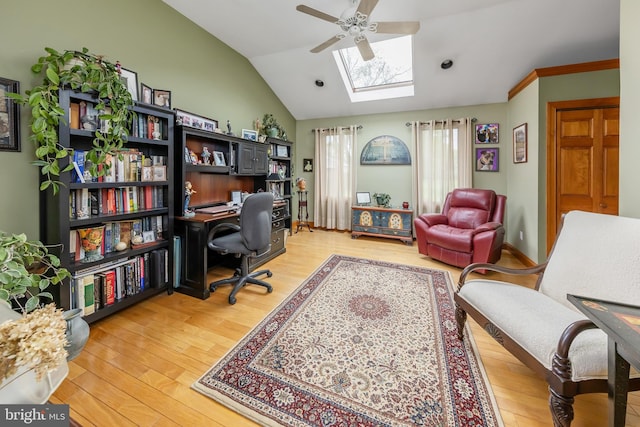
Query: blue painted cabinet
[{"left": 351, "top": 206, "right": 413, "bottom": 245}]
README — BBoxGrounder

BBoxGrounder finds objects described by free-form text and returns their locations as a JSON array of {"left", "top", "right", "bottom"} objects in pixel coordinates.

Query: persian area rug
[{"left": 193, "top": 255, "right": 503, "bottom": 426}]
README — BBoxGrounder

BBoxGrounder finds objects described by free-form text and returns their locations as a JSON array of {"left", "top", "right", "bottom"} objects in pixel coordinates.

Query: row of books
[
  {"left": 70, "top": 216, "right": 166, "bottom": 262},
  {"left": 268, "top": 160, "right": 288, "bottom": 178},
  {"left": 69, "top": 102, "right": 169, "bottom": 142},
  {"left": 72, "top": 149, "right": 167, "bottom": 184},
  {"left": 70, "top": 186, "right": 166, "bottom": 219},
  {"left": 131, "top": 114, "right": 169, "bottom": 140},
  {"left": 70, "top": 249, "right": 169, "bottom": 315}
]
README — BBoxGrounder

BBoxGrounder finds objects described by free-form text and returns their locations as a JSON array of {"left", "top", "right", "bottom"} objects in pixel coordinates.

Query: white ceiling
[{"left": 162, "top": 0, "right": 620, "bottom": 120}]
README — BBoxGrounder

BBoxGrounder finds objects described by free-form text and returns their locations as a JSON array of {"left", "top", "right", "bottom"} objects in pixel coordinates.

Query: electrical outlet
[{"left": 520, "top": 230, "right": 524, "bottom": 241}]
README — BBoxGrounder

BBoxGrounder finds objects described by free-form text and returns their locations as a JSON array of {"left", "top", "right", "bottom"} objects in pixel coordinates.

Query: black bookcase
[{"left": 40, "top": 89, "right": 174, "bottom": 323}]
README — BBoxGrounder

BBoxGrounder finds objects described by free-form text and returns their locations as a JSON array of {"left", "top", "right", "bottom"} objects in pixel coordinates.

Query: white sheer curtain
[
  {"left": 411, "top": 119, "right": 473, "bottom": 216},
  {"left": 313, "top": 126, "right": 357, "bottom": 230}
]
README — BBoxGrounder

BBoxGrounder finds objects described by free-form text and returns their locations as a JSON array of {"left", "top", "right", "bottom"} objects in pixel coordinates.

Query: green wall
[
  {"left": 504, "top": 69, "right": 620, "bottom": 263},
  {"left": 0, "top": 0, "right": 294, "bottom": 238},
  {"left": 294, "top": 103, "right": 508, "bottom": 224}
]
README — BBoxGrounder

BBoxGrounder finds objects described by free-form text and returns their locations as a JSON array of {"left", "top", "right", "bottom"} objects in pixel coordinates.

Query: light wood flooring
[{"left": 51, "top": 228, "right": 639, "bottom": 426}]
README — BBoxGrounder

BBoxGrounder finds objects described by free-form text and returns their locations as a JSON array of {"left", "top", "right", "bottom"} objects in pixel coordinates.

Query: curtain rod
[
  {"left": 312, "top": 125, "right": 363, "bottom": 132},
  {"left": 405, "top": 118, "right": 477, "bottom": 127}
]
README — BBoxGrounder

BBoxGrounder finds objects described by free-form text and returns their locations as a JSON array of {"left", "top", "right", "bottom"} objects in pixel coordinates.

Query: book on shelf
[
  {"left": 76, "top": 188, "right": 90, "bottom": 220},
  {"left": 72, "top": 150, "right": 86, "bottom": 183},
  {"left": 73, "top": 273, "right": 96, "bottom": 316}
]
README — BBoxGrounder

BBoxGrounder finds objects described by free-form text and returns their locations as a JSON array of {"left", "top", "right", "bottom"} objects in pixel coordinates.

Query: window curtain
[
  {"left": 313, "top": 126, "right": 357, "bottom": 230},
  {"left": 411, "top": 119, "right": 472, "bottom": 216}
]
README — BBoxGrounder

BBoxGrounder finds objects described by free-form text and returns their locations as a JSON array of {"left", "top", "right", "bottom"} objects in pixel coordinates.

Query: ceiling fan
[{"left": 296, "top": 0, "right": 420, "bottom": 61}]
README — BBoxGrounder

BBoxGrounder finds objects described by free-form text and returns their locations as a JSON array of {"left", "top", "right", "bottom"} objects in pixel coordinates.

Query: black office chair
[{"left": 207, "top": 192, "right": 274, "bottom": 304}]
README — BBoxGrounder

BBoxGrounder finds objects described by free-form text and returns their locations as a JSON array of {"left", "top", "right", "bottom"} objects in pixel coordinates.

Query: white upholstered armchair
[{"left": 454, "top": 210, "right": 640, "bottom": 427}]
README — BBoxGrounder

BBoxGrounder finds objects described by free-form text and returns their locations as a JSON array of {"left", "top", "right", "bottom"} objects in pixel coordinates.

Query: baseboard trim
[{"left": 503, "top": 243, "right": 536, "bottom": 268}]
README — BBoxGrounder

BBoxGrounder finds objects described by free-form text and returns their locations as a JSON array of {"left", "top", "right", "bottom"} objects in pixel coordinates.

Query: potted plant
[
  {"left": 260, "top": 113, "right": 283, "bottom": 139},
  {"left": 373, "top": 193, "right": 391, "bottom": 207},
  {"left": 8, "top": 47, "right": 136, "bottom": 194},
  {"left": 0, "top": 232, "right": 74, "bottom": 402},
  {"left": 0, "top": 231, "right": 71, "bottom": 313}
]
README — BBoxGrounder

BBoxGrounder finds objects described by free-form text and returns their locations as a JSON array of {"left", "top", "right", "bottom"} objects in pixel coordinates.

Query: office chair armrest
[{"left": 207, "top": 222, "right": 241, "bottom": 252}]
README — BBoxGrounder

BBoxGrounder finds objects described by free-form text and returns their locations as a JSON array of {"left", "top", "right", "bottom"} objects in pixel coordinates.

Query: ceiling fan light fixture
[{"left": 441, "top": 59, "right": 454, "bottom": 69}]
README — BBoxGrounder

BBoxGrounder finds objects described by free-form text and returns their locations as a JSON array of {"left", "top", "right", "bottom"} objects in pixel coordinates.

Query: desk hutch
[{"left": 173, "top": 127, "right": 292, "bottom": 299}]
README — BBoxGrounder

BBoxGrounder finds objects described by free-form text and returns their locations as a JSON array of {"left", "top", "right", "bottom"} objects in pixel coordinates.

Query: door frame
[{"left": 545, "top": 96, "right": 620, "bottom": 253}]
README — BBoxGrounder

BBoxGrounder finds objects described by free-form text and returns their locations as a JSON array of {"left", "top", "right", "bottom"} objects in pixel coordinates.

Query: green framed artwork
[{"left": 360, "top": 135, "right": 411, "bottom": 165}]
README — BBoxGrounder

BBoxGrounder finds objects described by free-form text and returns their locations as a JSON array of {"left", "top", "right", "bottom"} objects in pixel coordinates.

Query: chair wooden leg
[
  {"left": 549, "top": 388, "right": 574, "bottom": 427},
  {"left": 455, "top": 304, "right": 467, "bottom": 340}
]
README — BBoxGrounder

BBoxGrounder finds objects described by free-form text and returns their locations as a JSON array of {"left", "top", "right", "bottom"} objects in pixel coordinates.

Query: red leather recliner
[{"left": 414, "top": 188, "right": 506, "bottom": 272}]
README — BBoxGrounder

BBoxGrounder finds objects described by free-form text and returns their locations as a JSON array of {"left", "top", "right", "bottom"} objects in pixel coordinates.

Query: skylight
[{"left": 333, "top": 35, "right": 415, "bottom": 103}]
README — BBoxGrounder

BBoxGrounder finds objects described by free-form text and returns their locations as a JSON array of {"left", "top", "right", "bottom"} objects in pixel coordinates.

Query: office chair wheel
[
  {"left": 229, "top": 296, "right": 237, "bottom": 305},
  {"left": 266, "top": 272, "right": 273, "bottom": 278}
]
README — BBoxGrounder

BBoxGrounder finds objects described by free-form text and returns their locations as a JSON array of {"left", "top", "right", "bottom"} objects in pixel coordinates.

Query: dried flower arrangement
[{"left": 0, "top": 304, "right": 68, "bottom": 383}]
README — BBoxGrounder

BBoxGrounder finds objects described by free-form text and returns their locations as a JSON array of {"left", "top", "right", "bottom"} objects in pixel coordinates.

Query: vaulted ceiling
[{"left": 162, "top": 0, "right": 620, "bottom": 120}]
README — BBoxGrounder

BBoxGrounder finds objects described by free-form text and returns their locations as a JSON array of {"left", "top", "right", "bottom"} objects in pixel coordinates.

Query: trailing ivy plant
[{"left": 8, "top": 47, "right": 135, "bottom": 194}]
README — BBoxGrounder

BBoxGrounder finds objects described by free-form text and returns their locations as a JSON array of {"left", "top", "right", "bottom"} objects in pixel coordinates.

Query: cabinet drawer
[
  {"left": 272, "top": 219, "right": 285, "bottom": 231},
  {"left": 380, "top": 228, "right": 412, "bottom": 237},
  {"left": 352, "top": 225, "right": 380, "bottom": 234},
  {"left": 270, "top": 228, "right": 285, "bottom": 252},
  {"left": 273, "top": 206, "right": 286, "bottom": 220}
]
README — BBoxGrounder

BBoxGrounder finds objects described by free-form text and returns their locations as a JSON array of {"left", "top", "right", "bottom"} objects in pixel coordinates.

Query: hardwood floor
[{"left": 52, "top": 229, "right": 639, "bottom": 426}]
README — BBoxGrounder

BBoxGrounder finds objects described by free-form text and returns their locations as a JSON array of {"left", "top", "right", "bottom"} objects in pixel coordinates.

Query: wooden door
[{"left": 546, "top": 98, "right": 619, "bottom": 252}]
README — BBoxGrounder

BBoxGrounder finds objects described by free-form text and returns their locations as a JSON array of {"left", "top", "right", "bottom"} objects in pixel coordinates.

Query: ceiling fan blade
[
  {"left": 310, "top": 35, "right": 343, "bottom": 53},
  {"left": 296, "top": 5, "right": 339, "bottom": 23},
  {"left": 356, "top": 37, "right": 375, "bottom": 61},
  {"left": 374, "top": 21, "right": 420, "bottom": 34},
  {"left": 356, "top": 0, "right": 379, "bottom": 17}
]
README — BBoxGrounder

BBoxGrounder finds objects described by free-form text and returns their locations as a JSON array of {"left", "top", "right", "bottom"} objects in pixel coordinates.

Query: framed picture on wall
[
  {"left": 475, "top": 123, "right": 499, "bottom": 144},
  {"left": 476, "top": 147, "right": 499, "bottom": 172},
  {"left": 513, "top": 123, "right": 528, "bottom": 163},
  {"left": 0, "top": 77, "right": 20, "bottom": 152}
]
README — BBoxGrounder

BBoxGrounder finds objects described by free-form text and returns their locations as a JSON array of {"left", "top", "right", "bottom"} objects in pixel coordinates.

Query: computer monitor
[{"left": 231, "top": 190, "right": 242, "bottom": 205}]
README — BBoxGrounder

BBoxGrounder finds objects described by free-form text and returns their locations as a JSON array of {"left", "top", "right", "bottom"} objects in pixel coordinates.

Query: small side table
[
  {"left": 296, "top": 191, "right": 312, "bottom": 233},
  {"left": 568, "top": 294, "right": 640, "bottom": 427}
]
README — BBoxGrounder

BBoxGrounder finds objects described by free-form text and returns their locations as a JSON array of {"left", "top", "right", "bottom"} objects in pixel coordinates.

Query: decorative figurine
[
  {"left": 152, "top": 117, "right": 161, "bottom": 140},
  {"left": 184, "top": 181, "right": 197, "bottom": 217},
  {"left": 226, "top": 119, "right": 234, "bottom": 136},
  {"left": 201, "top": 146, "right": 212, "bottom": 165},
  {"left": 189, "top": 150, "right": 199, "bottom": 165}
]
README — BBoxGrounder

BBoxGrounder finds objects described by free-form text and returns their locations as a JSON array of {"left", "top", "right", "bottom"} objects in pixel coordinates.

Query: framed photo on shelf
[
  {"left": 242, "top": 129, "right": 258, "bottom": 141},
  {"left": 0, "top": 77, "right": 20, "bottom": 152},
  {"left": 213, "top": 151, "right": 226, "bottom": 166},
  {"left": 276, "top": 145, "right": 288, "bottom": 157},
  {"left": 140, "top": 83, "right": 153, "bottom": 105},
  {"left": 475, "top": 123, "right": 499, "bottom": 144},
  {"left": 174, "top": 108, "right": 218, "bottom": 133},
  {"left": 356, "top": 192, "right": 371, "bottom": 205},
  {"left": 119, "top": 68, "right": 138, "bottom": 101},
  {"left": 152, "top": 165, "right": 167, "bottom": 181},
  {"left": 513, "top": 123, "right": 528, "bottom": 163},
  {"left": 153, "top": 89, "right": 171, "bottom": 109},
  {"left": 475, "top": 147, "right": 499, "bottom": 172}
]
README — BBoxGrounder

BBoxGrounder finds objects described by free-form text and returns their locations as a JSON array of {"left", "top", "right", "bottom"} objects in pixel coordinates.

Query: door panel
[{"left": 547, "top": 99, "right": 619, "bottom": 253}]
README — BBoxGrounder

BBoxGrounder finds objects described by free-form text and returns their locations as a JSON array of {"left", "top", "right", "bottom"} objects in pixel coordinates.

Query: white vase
[{"left": 0, "top": 300, "right": 69, "bottom": 404}]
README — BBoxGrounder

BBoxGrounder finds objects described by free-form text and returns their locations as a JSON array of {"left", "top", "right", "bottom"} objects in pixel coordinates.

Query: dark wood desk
[
  {"left": 175, "top": 203, "right": 287, "bottom": 300},
  {"left": 568, "top": 294, "right": 640, "bottom": 427},
  {"left": 175, "top": 212, "right": 240, "bottom": 299}
]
